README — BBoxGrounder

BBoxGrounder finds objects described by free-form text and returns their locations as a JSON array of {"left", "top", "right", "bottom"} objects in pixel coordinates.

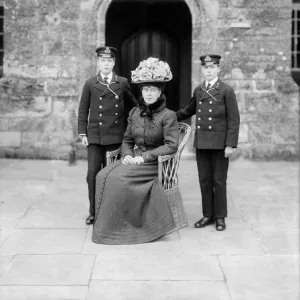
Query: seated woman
[{"left": 92, "top": 57, "right": 179, "bottom": 245}]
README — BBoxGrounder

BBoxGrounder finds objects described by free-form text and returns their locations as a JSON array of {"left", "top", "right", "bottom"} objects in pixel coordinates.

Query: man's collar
[
  {"left": 100, "top": 72, "right": 113, "bottom": 82},
  {"left": 205, "top": 77, "right": 218, "bottom": 87}
]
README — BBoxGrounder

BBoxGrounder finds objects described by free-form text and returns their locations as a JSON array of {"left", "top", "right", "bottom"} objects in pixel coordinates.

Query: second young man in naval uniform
[{"left": 176, "top": 54, "right": 240, "bottom": 231}]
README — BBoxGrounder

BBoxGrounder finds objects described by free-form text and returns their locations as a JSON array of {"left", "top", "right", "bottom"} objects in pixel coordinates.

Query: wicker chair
[{"left": 106, "top": 122, "right": 191, "bottom": 232}]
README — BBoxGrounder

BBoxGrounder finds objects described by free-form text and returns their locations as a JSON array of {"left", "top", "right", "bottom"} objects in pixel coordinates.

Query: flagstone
[
  {"left": 92, "top": 254, "right": 223, "bottom": 280},
  {"left": 86, "top": 280, "right": 231, "bottom": 300},
  {"left": 0, "top": 255, "right": 95, "bottom": 285},
  {"left": 0, "top": 229, "right": 88, "bottom": 254},
  {"left": 0, "top": 286, "right": 88, "bottom": 300}
]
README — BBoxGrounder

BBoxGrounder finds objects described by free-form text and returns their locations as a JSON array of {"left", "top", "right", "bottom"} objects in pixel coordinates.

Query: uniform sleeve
[
  {"left": 176, "top": 90, "right": 196, "bottom": 121},
  {"left": 78, "top": 80, "right": 91, "bottom": 135},
  {"left": 225, "top": 87, "right": 240, "bottom": 147},
  {"left": 124, "top": 80, "right": 138, "bottom": 108},
  {"left": 142, "top": 111, "right": 179, "bottom": 163},
  {"left": 121, "top": 107, "right": 136, "bottom": 158}
]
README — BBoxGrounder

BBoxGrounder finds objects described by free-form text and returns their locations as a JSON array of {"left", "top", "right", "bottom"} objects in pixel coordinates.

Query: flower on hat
[{"left": 131, "top": 57, "right": 173, "bottom": 83}]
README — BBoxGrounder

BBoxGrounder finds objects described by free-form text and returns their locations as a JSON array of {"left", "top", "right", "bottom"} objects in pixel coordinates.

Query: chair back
[{"left": 158, "top": 122, "right": 191, "bottom": 190}]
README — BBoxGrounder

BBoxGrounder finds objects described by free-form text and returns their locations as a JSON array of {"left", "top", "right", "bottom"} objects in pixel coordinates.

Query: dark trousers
[
  {"left": 86, "top": 143, "right": 121, "bottom": 216},
  {"left": 196, "top": 149, "right": 229, "bottom": 218}
]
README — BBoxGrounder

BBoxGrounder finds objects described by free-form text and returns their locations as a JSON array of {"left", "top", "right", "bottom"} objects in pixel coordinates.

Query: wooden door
[{"left": 120, "top": 30, "right": 179, "bottom": 111}]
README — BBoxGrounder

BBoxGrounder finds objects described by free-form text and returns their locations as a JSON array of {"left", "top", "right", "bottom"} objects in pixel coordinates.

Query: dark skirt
[{"left": 92, "top": 160, "right": 175, "bottom": 244}]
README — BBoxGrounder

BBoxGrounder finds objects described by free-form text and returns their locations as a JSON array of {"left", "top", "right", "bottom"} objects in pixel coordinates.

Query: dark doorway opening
[{"left": 106, "top": 0, "right": 192, "bottom": 111}]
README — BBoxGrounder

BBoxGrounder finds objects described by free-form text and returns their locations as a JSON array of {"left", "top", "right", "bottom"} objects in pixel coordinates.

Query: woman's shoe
[{"left": 86, "top": 215, "right": 95, "bottom": 225}]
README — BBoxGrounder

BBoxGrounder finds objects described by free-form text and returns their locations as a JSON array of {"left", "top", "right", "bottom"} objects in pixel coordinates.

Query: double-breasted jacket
[
  {"left": 78, "top": 73, "right": 137, "bottom": 145},
  {"left": 177, "top": 79, "right": 240, "bottom": 149},
  {"left": 121, "top": 97, "right": 179, "bottom": 163}
]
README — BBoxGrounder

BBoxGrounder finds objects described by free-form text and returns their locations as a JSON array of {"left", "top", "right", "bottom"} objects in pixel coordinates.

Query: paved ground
[{"left": 0, "top": 158, "right": 298, "bottom": 300}]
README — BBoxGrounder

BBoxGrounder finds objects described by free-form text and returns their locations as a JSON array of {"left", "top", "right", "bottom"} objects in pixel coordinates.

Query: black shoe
[
  {"left": 86, "top": 215, "right": 95, "bottom": 225},
  {"left": 216, "top": 218, "right": 226, "bottom": 231},
  {"left": 194, "top": 217, "right": 214, "bottom": 228}
]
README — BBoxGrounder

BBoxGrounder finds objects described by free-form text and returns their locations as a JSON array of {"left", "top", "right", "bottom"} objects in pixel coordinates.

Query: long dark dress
[{"left": 92, "top": 96, "right": 179, "bottom": 244}]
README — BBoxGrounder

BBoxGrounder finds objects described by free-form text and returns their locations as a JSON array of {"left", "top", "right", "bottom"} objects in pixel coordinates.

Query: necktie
[
  {"left": 104, "top": 77, "right": 108, "bottom": 84},
  {"left": 207, "top": 83, "right": 211, "bottom": 90}
]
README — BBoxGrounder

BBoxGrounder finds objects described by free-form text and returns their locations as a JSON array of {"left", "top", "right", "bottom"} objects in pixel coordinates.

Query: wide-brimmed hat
[{"left": 131, "top": 57, "right": 173, "bottom": 84}]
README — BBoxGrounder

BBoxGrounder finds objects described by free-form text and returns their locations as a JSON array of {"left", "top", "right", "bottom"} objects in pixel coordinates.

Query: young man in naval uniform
[
  {"left": 78, "top": 46, "right": 137, "bottom": 225},
  {"left": 176, "top": 54, "right": 240, "bottom": 231}
]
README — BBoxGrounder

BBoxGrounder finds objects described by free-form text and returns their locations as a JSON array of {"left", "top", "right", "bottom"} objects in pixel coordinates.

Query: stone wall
[
  {"left": 0, "top": 0, "right": 299, "bottom": 160},
  {"left": 1, "top": 0, "right": 90, "bottom": 159},
  {"left": 217, "top": 0, "right": 299, "bottom": 159}
]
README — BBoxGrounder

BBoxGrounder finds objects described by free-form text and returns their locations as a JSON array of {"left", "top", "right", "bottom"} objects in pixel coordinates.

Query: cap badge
[
  {"left": 104, "top": 47, "right": 111, "bottom": 54},
  {"left": 204, "top": 55, "right": 212, "bottom": 62}
]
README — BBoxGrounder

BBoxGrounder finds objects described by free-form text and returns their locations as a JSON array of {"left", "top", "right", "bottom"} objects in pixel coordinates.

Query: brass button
[
  {"left": 200, "top": 101, "right": 202, "bottom": 104},
  {"left": 115, "top": 113, "right": 118, "bottom": 115},
  {"left": 209, "top": 126, "right": 212, "bottom": 129},
  {"left": 199, "top": 109, "right": 201, "bottom": 112},
  {"left": 197, "top": 126, "right": 200, "bottom": 129},
  {"left": 99, "top": 122, "right": 102, "bottom": 125},
  {"left": 99, "top": 97, "right": 102, "bottom": 100},
  {"left": 209, "top": 109, "right": 212, "bottom": 112},
  {"left": 115, "top": 121, "right": 118, "bottom": 124},
  {"left": 115, "top": 104, "right": 118, "bottom": 107},
  {"left": 209, "top": 101, "right": 212, "bottom": 104},
  {"left": 209, "top": 117, "right": 212, "bottom": 120},
  {"left": 198, "top": 117, "right": 201, "bottom": 120},
  {"left": 99, "top": 105, "right": 102, "bottom": 109}
]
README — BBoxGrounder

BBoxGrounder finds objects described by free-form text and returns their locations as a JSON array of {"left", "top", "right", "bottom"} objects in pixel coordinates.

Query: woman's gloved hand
[{"left": 122, "top": 155, "right": 133, "bottom": 164}]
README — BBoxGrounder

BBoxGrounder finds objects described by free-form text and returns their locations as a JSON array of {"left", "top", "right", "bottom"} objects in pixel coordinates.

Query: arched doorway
[{"left": 105, "top": 0, "right": 192, "bottom": 112}]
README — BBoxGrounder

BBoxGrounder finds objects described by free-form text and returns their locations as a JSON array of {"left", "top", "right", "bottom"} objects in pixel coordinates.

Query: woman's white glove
[
  {"left": 122, "top": 155, "right": 133, "bottom": 164},
  {"left": 130, "top": 156, "right": 144, "bottom": 164}
]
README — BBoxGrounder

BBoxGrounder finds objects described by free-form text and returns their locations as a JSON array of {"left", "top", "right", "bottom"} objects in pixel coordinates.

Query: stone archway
[{"left": 92, "top": 0, "right": 221, "bottom": 89}]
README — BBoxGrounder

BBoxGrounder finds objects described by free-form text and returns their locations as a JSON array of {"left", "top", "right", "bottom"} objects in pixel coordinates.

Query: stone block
[
  {"left": 0, "top": 119, "right": 10, "bottom": 131},
  {"left": 272, "top": 122, "right": 299, "bottom": 145},
  {"left": 8, "top": 118, "right": 45, "bottom": 131},
  {"left": 275, "top": 77, "right": 299, "bottom": 94},
  {"left": 0, "top": 145, "right": 72, "bottom": 160},
  {"left": 45, "top": 79, "right": 79, "bottom": 96},
  {"left": 239, "top": 80, "right": 254, "bottom": 91},
  {"left": 52, "top": 97, "right": 78, "bottom": 117},
  {"left": 0, "top": 132, "right": 21, "bottom": 147},
  {"left": 249, "top": 122, "right": 273, "bottom": 145},
  {"left": 244, "top": 92, "right": 282, "bottom": 114},
  {"left": 38, "top": 65, "right": 59, "bottom": 78},
  {"left": 21, "top": 131, "right": 45, "bottom": 147},
  {"left": 255, "top": 79, "right": 274, "bottom": 90},
  {"left": 231, "top": 68, "right": 245, "bottom": 79}
]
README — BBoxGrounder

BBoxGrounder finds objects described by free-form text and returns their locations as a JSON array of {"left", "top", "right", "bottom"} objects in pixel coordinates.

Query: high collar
[
  {"left": 100, "top": 72, "right": 113, "bottom": 83},
  {"left": 205, "top": 76, "right": 218, "bottom": 88},
  {"left": 139, "top": 94, "right": 166, "bottom": 117},
  {"left": 201, "top": 78, "right": 221, "bottom": 90},
  {"left": 96, "top": 72, "right": 119, "bottom": 84}
]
